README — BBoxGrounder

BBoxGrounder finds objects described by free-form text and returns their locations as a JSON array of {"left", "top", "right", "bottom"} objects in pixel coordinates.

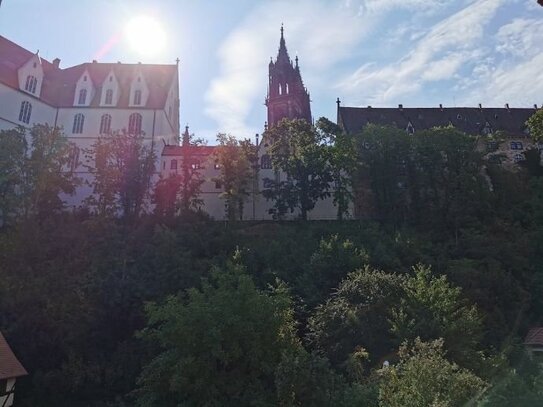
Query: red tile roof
[
  {"left": 525, "top": 327, "right": 543, "bottom": 346},
  {"left": 162, "top": 145, "right": 216, "bottom": 156},
  {"left": 0, "top": 35, "right": 177, "bottom": 109},
  {"left": 0, "top": 332, "right": 27, "bottom": 380}
]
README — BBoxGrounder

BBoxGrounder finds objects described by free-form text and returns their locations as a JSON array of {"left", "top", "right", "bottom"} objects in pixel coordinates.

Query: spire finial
[
  {"left": 295, "top": 55, "right": 299, "bottom": 68},
  {"left": 280, "top": 23, "right": 284, "bottom": 38}
]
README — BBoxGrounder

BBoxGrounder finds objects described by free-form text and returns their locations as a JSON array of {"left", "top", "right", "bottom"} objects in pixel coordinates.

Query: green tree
[
  {"left": 213, "top": 134, "right": 256, "bottom": 221},
  {"left": 263, "top": 118, "right": 332, "bottom": 220},
  {"left": 526, "top": 109, "right": 543, "bottom": 142},
  {"left": 379, "top": 338, "right": 486, "bottom": 407},
  {"left": 307, "top": 267, "right": 404, "bottom": 370},
  {"left": 84, "top": 130, "right": 155, "bottom": 218},
  {"left": 390, "top": 265, "right": 483, "bottom": 369},
  {"left": 136, "top": 263, "right": 300, "bottom": 407},
  {"left": 316, "top": 117, "right": 357, "bottom": 220},
  {"left": 0, "top": 124, "right": 78, "bottom": 223}
]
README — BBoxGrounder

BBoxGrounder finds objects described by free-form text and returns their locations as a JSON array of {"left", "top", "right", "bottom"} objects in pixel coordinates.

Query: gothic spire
[{"left": 276, "top": 24, "right": 290, "bottom": 65}]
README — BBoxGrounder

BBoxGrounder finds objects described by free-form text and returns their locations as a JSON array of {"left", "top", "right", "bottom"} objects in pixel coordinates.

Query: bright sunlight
[{"left": 124, "top": 15, "right": 167, "bottom": 57}]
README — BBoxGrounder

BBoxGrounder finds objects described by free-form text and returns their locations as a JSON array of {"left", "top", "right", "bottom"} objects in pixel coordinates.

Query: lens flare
[{"left": 124, "top": 15, "right": 167, "bottom": 57}]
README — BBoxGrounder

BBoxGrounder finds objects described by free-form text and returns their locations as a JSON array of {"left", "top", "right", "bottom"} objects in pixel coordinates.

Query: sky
[{"left": 1, "top": 0, "right": 542, "bottom": 143}]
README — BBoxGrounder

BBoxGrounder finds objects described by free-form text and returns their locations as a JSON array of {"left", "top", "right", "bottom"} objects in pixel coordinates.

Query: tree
[
  {"left": 379, "top": 338, "right": 486, "bottom": 407},
  {"left": 390, "top": 265, "right": 483, "bottom": 369},
  {"left": 136, "top": 262, "right": 300, "bottom": 407},
  {"left": 526, "top": 109, "right": 543, "bottom": 142},
  {"left": 0, "top": 124, "right": 78, "bottom": 224},
  {"left": 153, "top": 135, "right": 205, "bottom": 218},
  {"left": 263, "top": 118, "right": 332, "bottom": 220},
  {"left": 84, "top": 130, "right": 155, "bottom": 218},
  {"left": 316, "top": 117, "right": 357, "bottom": 220},
  {"left": 213, "top": 134, "right": 256, "bottom": 221},
  {"left": 307, "top": 267, "right": 404, "bottom": 370}
]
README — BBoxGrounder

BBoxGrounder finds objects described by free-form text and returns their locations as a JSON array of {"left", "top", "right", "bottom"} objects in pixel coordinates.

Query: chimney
[
  {"left": 439, "top": 103, "right": 443, "bottom": 110},
  {"left": 478, "top": 103, "right": 482, "bottom": 110},
  {"left": 398, "top": 104, "right": 403, "bottom": 111},
  {"left": 92, "top": 59, "right": 97, "bottom": 64},
  {"left": 367, "top": 105, "right": 372, "bottom": 109},
  {"left": 505, "top": 103, "right": 510, "bottom": 110},
  {"left": 535, "top": 104, "right": 539, "bottom": 110},
  {"left": 52, "top": 58, "right": 61, "bottom": 68}
]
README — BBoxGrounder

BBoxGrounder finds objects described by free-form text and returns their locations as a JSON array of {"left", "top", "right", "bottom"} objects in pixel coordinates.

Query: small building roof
[
  {"left": 0, "top": 332, "right": 28, "bottom": 380},
  {"left": 525, "top": 327, "right": 543, "bottom": 346},
  {"left": 162, "top": 145, "right": 216, "bottom": 157}
]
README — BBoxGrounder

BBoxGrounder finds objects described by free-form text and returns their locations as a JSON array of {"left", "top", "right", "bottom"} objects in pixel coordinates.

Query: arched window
[
  {"left": 18, "top": 101, "right": 32, "bottom": 124},
  {"left": 99, "top": 114, "right": 111, "bottom": 134},
  {"left": 78, "top": 89, "right": 87, "bottom": 105},
  {"left": 128, "top": 113, "right": 142, "bottom": 134},
  {"left": 134, "top": 90, "right": 142, "bottom": 105},
  {"left": 513, "top": 153, "right": 525, "bottom": 163},
  {"left": 406, "top": 122, "right": 415, "bottom": 135},
  {"left": 286, "top": 83, "right": 289, "bottom": 94},
  {"left": 170, "top": 159, "right": 177, "bottom": 170},
  {"left": 72, "top": 113, "right": 85, "bottom": 134},
  {"left": 105, "top": 89, "right": 113, "bottom": 105},
  {"left": 25, "top": 75, "right": 37, "bottom": 93},
  {"left": 279, "top": 84, "right": 282, "bottom": 95},
  {"left": 261, "top": 154, "right": 272, "bottom": 170}
]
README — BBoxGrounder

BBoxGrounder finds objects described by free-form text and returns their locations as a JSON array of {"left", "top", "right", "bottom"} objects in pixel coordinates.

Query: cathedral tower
[{"left": 266, "top": 26, "right": 312, "bottom": 127}]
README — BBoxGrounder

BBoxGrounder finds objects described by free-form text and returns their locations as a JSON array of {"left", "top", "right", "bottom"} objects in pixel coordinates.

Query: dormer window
[
  {"left": 137, "top": 77, "right": 141, "bottom": 83},
  {"left": 78, "top": 89, "right": 87, "bottom": 105},
  {"left": 105, "top": 89, "right": 113, "bottom": 105},
  {"left": 33, "top": 62, "right": 37, "bottom": 68},
  {"left": 24, "top": 75, "right": 37, "bottom": 94},
  {"left": 406, "top": 122, "right": 415, "bottom": 135},
  {"left": 134, "top": 90, "right": 142, "bottom": 105},
  {"left": 83, "top": 75, "right": 87, "bottom": 82},
  {"left": 109, "top": 76, "right": 113, "bottom": 82}
]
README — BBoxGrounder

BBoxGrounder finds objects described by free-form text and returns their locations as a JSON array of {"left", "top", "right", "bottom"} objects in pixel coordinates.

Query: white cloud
[
  {"left": 337, "top": 0, "right": 505, "bottom": 105},
  {"left": 206, "top": 0, "right": 455, "bottom": 136}
]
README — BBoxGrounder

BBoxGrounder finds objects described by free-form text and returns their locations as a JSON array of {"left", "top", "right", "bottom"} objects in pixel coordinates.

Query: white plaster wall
[{"left": 0, "top": 83, "right": 56, "bottom": 129}]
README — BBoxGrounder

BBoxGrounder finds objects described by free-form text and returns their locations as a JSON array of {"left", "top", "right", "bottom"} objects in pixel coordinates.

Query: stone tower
[{"left": 265, "top": 25, "right": 312, "bottom": 127}]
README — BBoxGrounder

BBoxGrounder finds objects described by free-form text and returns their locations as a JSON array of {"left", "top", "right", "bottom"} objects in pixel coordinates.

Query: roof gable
[{"left": 0, "top": 332, "right": 28, "bottom": 380}]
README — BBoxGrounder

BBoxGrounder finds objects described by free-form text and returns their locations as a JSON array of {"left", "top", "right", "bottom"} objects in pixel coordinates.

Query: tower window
[
  {"left": 279, "top": 84, "right": 282, "bottom": 95},
  {"left": 18, "top": 101, "right": 32, "bottom": 124},
  {"left": 510, "top": 141, "right": 523, "bottom": 150},
  {"left": 170, "top": 159, "right": 177, "bottom": 170},
  {"left": 72, "top": 113, "right": 85, "bottom": 134},
  {"left": 99, "top": 114, "right": 111, "bottom": 134},
  {"left": 128, "top": 113, "right": 142, "bottom": 134},
  {"left": 78, "top": 89, "right": 87, "bottom": 105},
  {"left": 286, "top": 83, "right": 289, "bottom": 94},
  {"left": 24, "top": 75, "right": 37, "bottom": 94},
  {"left": 105, "top": 89, "right": 113, "bottom": 105}
]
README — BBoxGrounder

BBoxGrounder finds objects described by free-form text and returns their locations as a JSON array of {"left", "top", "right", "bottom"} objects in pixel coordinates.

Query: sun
[{"left": 124, "top": 15, "right": 167, "bottom": 57}]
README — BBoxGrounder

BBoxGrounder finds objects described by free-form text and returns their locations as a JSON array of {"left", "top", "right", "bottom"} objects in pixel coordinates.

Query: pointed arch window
[
  {"left": 105, "top": 89, "right": 113, "bottom": 105},
  {"left": 128, "top": 113, "right": 142, "bottom": 134},
  {"left": 279, "top": 84, "right": 282, "bottom": 95},
  {"left": 25, "top": 75, "right": 37, "bottom": 94},
  {"left": 134, "top": 90, "right": 142, "bottom": 105},
  {"left": 99, "top": 114, "right": 111, "bottom": 134},
  {"left": 78, "top": 89, "right": 87, "bottom": 105},
  {"left": 261, "top": 154, "right": 272, "bottom": 170},
  {"left": 406, "top": 122, "right": 415, "bottom": 135},
  {"left": 286, "top": 83, "right": 289, "bottom": 94},
  {"left": 18, "top": 101, "right": 32, "bottom": 124},
  {"left": 72, "top": 113, "right": 85, "bottom": 134}
]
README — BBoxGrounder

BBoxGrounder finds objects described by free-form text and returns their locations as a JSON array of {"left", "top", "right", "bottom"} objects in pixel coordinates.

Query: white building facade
[{"left": 0, "top": 35, "right": 180, "bottom": 207}]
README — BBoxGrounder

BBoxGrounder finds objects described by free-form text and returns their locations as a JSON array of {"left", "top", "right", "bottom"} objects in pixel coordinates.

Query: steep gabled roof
[
  {"left": 338, "top": 106, "right": 537, "bottom": 136},
  {"left": 0, "top": 332, "right": 28, "bottom": 380},
  {"left": 0, "top": 35, "right": 177, "bottom": 109}
]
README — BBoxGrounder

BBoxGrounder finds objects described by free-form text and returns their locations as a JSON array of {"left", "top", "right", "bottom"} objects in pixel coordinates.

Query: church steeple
[{"left": 265, "top": 26, "right": 312, "bottom": 128}]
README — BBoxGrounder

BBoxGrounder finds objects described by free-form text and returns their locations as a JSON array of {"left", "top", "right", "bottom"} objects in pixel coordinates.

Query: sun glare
[{"left": 124, "top": 15, "right": 167, "bottom": 57}]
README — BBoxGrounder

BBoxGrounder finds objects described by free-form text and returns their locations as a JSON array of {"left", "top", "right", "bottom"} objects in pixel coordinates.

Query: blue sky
[{"left": 1, "top": 0, "right": 542, "bottom": 142}]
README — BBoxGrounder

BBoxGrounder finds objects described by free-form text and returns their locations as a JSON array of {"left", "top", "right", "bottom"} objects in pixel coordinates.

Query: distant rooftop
[{"left": 0, "top": 332, "right": 28, "bottom": 380}]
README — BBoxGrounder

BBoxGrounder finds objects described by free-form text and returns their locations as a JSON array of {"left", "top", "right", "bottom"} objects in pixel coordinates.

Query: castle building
[{"left": 0, "top": 35, "right": 179, "bottom": 206}]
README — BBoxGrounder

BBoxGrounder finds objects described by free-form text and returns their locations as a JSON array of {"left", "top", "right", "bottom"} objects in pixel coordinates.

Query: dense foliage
[{"left": 0, "top": 119, "right": 543, "bottom": 406}]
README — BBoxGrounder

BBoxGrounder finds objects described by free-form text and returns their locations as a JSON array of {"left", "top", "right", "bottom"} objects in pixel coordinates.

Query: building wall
[{"left": 0, "top": 378, "right": 16, "bottom": 407}]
